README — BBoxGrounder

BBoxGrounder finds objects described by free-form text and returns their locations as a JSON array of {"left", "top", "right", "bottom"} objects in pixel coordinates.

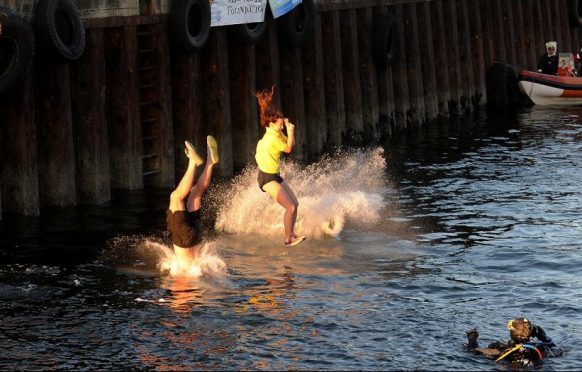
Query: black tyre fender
[
  {"left": 373, "top": 13, "right": 397, "bottom": 69},
  {"left": 569, "top": 0, "right": 582, "bottom": 27},
  {"left": 277, "top": 0, "right": 315, "bottom": 48},
  {"left": 0, "top": 8, "right": 34, "bottom": 95},
  {"left": 486, "top": 62, "right": 524, "bottom": 109},
  {"left": 169, "top": 0, "right": 211, "bottom": 52},
  {"left": 229, "top": 20, "right": 268, "bottom": 46},
  {"left": 34, "top": 0, "right": 85, "bottom": 61}
]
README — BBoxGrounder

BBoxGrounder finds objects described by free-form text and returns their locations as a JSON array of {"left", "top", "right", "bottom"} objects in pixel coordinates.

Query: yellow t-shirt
[{"left": 255, "top": 127, "right": 288, "bottom": 174}]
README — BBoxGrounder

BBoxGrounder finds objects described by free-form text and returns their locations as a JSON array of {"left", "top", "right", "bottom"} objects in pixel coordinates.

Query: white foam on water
[
  {"left": 215, "top": 147, "right": 388, "bottom": 239},
  {"left": 104, "top": 236, "right": 227, "bottom": 278},
  {"left": 140, "top": 240, "right": 227, "bottom": 278}
]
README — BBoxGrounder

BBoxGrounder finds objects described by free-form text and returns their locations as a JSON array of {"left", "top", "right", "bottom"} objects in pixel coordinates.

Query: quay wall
[{"left": 1, "top": 0, "right": 581, "bottom": 217}]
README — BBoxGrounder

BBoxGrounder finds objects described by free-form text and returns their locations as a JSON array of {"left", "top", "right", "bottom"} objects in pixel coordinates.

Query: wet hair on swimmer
[
  {"left": 256, "top": 85, "right": 283, "bottom": 128},
  {"left": 507, "top": 318, "right": 533, "bottom": 342}
]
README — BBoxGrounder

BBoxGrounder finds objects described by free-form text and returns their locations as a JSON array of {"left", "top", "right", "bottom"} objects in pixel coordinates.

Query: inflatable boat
[
  {"left": 517, "top": 70, "right": 582, "bottom": 106},
  {"left": 486, "top": 62, "right": 582, "bottom": 109}
]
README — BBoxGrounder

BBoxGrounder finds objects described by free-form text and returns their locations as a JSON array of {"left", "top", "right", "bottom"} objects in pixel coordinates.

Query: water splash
[
  {"left": 101, "top": 235, "right": 226, "bottom": 278},
  {"left": 215, "top": 147, "right": 388, "bottom": 239}
]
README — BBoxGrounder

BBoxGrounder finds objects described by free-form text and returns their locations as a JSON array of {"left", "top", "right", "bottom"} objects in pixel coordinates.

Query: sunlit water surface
[{"left": 1, "top": 107, "right": 581, "bottom": 370}]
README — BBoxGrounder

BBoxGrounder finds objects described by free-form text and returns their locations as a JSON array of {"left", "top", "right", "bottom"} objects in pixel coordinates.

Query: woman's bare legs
[
  {"left": 170, "top": 141, "right": 203, "bottom": 267},
  {"left": 262, "top": 181, "right": 300, "bottom": 243}
]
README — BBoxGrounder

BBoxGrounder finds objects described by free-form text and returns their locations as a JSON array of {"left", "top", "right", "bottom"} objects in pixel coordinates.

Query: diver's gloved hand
[{"left": 466, "top": 328, "right": 479, "bottom": 349}]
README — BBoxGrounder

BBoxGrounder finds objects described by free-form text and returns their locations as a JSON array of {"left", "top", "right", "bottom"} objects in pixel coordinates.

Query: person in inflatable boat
[
  {"left": 537, "top": 41, "right": 559, "bottom": 75},
  {"left": 466, "top": 318, "right": 563, "bottom": 366}
]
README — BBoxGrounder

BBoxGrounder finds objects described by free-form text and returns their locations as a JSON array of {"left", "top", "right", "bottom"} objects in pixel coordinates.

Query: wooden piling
[
  {"left": 479, "top": 0, "right": 496, "bottom": 68},
  {"left": 0, "top": 75, "right": 40, "bottom": 216},
  {"left": 279, "top": 46, "right": 307, "bottom": 160},
  {"left": 170, "top": 52, "right": 204, "bottom": 181},
  {"left": 522, "top": 0, "right": 538, "bottom": 70},
  {"left": 468, "top": 0, "right": 486, "bottom": 107},
  {"left": 339, "top": 9, "right": 364, "bottom": 142},
  {"left": 255, "top": 20, "right": 281, "bottom": 109},
  {"left": 104, "top": 26, "right": 143, "bottom": 190},
  {"left": 430, "top": 0, "right": 450, "bottom": 117},
  {"left": 391, "top": 4, "right": 410, "bottom": 128},
  {"left": 356, "top": 7, "right": 379, "bottom": 139},
  {"left": 402, "top": 3, "right": 425, "bottom": 125},
  {"left": 492, "top": 0, "right": 508, "bottom": 63},
  {"left": 35, "top": 61, "right": 76, "bottom": 207},
  {"left": 442, "top": 0, "right": 462, "bottom": 115},
  {"left": 418, "top": 2, "right": 439, "bottom": 121},
  {"left": 70, "top": 28, "right": 111, "bottom": 204},
  {"left": 321, "top": 10, "right": 346, "bottom": 148},
  {"left": 457, "top": 0, "right": 475, "bottom": 112},
  {"left": 229, "top": 42, "right": 259, "bottom": 172},
  {"left": 302, "top": 12, "right": 327, "bottom": 158},
  {"left": 201, "top": 28, "right": 233, "bottom": 177}
]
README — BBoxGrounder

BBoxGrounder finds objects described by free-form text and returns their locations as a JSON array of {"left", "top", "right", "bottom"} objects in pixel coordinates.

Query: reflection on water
[{"left": 1, "top": 107, "right": 582, "bottom": 370}]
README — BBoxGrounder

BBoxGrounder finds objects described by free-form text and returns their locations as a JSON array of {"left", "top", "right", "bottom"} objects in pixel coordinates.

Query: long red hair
[{"left": 256, "top": 85, "right": 283, "bottom": 128}]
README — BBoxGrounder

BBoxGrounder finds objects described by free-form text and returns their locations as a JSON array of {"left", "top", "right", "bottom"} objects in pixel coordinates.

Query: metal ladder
[{"left": 137, "top": 24, "right": 162, "bottom": 184}]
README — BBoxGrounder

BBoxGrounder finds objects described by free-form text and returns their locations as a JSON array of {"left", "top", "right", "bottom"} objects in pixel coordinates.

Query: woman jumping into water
[
  {"left": 255, "top": 86, "right": 306, "bottom": 247},
  {"left": 166, "top": 136, "right": 219, "bottom": 269}
]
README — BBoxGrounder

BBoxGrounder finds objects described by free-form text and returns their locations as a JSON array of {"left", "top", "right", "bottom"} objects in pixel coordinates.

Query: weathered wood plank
[
  {"left": 340, "top": 9, "right": 364, "bottom": 143},
  {"left": 442, "top": 0, "right": 462, "bottom": 115},
  {"left": 402, "top": 3, "right": 425, "bottom": 125},
  {"left": 35, "top": 61, "right": 76, "bottom": 207},
  {"left": 302, "top": 12, "right": 327, "bottom": 158},
  {"left": 418, "top": 2, "right": 439, "bottom": 121},
  {"left": 468, "top": 0, "right": 486, "bottom": 107},
  {"left": 0, "top": 73, "right": 40, "bottom": 216},
  {"left": 430, "top": 0, "right": 450, "bottom": 117},
  {"left": 321, "top": 10, "right": 346, "bottom": 149},
  {"left": 105, "top": 26, "right": 142, "bottom": 190},
  {"left": 391, "top": 4, "right": 410, "bottom": 128},
  {"left": 279, "top": 46, "right": 307, "bottom": 161},
  {"left": 201, "top": 28, "right": 233, "bottom": 177},
  {"left": 356, "top": 7, "right": 379, "bottom": 139},
  {"left": 170, "top": 52, "right": 204, "bottom": 182},
  {"left": 70, "top": 28, "right": 111, "bottom": 204},
  {"left": 229, "top": 42, "right": 259, "bottom": 172},
  {"left": 456, "top": 0, "right": 475, "bottom": 113}
]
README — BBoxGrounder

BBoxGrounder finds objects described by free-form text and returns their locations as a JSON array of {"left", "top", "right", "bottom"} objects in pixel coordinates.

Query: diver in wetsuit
[{"left": 466, "top": 318, "right": 563, "bottom": 366}]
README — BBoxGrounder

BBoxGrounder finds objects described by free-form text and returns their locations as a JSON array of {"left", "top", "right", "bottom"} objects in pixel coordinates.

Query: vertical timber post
[
  {"left": 170, "top": 52, "right": 204, "bottom": 181},
  {"left": 391, "top": 4, "right": 410, "bottom": 129},
  {"left": 321, "top": 10, "right": 345, "bottom": 149},
  {"left": 469, "top": 1, "right": 486, "bottom": 107},
  {"left": 0, "top": 75, "right": 40, "bottom": 216},
  {"left": 356, "top": 7, "right": 379, "bottom": 140},
  {"left": 339, "top": 9, "right": 364, "bottom": 143},
  {"left": 35, "top": 62, "right": 76, "bottom": 207},
  {"left": 442, "top": 0, "right": 462, "bottom": 115},
  {"left": 430, "top": 0, "right": 450, "bottom": 118},
  {"left": 418, "top": 2, "right": 439, "bottom": 122},
  {"left": 105, "top": 26, "right": 143, "bottom": 190},
  {"left": 201, "top": 28, "right": 233, "bottom": 177},
  {"left": 70, "top": 28, "right": 111, "bottom": 204},
  {"left": 403, "top": 3, "right": 425, "bottom": 125},
  {"left": 302, "top": 11, "right": 327, "bottom": 158},
  {"left": 457, "top": 0, "right": 475, "bottom": 113},
  {"left": 229, "top": 42, "right": 259, "bottom": 172}
]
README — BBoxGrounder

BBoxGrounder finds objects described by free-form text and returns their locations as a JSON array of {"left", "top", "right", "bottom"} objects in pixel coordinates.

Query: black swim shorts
[
  {"left": 257, "top": 170, "right": 284, "bottom": 192},
  {"left": 166, "top": 209, "right": 202, "bottom": 248}
]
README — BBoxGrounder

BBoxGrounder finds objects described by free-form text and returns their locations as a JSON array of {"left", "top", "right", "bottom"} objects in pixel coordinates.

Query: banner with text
[
  {"left": 268, "top": 0, "right": 302, "bottom": 19},
  {"left": 211, "top": 0, "right": 268, "bottom": 26}
]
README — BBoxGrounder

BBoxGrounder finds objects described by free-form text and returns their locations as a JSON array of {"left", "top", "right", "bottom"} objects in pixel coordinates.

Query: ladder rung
[
  {"left": 143, "top": 170, "right": 161, "bottom": 176},
  {"left": 142, "top": 153, "right": 160, "bottom": 159},
  {"left": 142, "top": 117, "right": 158, "bottom": 124}
]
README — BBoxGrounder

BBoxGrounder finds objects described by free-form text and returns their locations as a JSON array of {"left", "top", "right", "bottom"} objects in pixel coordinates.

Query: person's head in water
[
  {"left": 546, "top": 41, "right": 557, "bottom": 56},
  {"left": 256, "top": 85, "right": 286, "bottom": 132},
  {"left": 507, "top": 318, "right": 533, "bottom": 343}
]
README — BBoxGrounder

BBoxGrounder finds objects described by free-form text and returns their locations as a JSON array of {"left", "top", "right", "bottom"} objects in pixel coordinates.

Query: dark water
[{"left": 1, "top": 107, "right": 581, "bottom": 370}]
